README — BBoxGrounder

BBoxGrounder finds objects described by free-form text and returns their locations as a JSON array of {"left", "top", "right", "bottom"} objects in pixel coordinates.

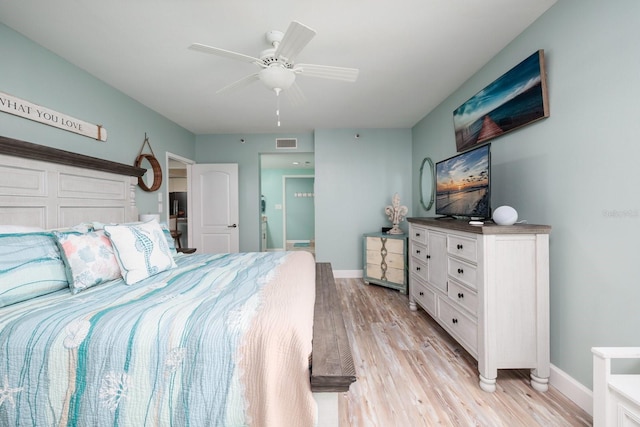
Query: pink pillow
[{"left": 54, "top": 230, "right": 122, "bottom": 293}]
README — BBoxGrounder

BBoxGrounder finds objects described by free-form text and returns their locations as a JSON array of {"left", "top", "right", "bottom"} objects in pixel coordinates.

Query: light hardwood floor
[{"left": 335, "top": 278, "right": 592, "bottom": 427}]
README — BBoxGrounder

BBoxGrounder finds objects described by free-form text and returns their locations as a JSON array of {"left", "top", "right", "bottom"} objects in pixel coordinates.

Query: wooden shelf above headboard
[{"left": 0, "top": 135, "right": 145, "bottom": 177}]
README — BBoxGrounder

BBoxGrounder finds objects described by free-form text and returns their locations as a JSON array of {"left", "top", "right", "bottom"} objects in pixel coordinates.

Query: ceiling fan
[{"left": 188, "top": 21, "right": 360, "bottom": 103}]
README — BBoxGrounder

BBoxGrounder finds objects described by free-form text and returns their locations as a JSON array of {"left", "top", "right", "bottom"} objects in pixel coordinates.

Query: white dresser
[{"left": 408, "top": 218, "right": 551, "bottom": 392}]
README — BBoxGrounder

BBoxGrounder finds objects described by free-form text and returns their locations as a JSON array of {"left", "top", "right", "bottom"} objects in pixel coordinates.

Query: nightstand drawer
[
  {"left": 448, "top": 257, "right": 478, "bottom": 290},
  {"left": 366, "top": 264, "right": 405, "bottom": 285},
  {"left": 366, "top": 250, "right": 404, "bottom": 269},
  {"left": 448, "top": 234, "right": 477, "bottom": 263},
  {"left": 366, "top": 236, "right": 404, "bottom": 255}
]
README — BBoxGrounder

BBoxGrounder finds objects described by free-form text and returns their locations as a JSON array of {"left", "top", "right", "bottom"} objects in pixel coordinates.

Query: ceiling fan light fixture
[
  {"left": 259, "top": 66, "right": 296, "bottom": 91},
  {"left": 190, "top": 20, "right": 359, "bottom": 120}
]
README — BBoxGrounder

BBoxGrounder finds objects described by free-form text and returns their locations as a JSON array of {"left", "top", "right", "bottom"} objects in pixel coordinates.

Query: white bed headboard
[{"left": 0, "top": 136, "right": 145, "bottom": 229}]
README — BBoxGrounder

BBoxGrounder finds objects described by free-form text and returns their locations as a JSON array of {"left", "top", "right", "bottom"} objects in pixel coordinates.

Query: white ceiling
[{"left": 0, "top": 0, "right": 556, "bottom": 135}]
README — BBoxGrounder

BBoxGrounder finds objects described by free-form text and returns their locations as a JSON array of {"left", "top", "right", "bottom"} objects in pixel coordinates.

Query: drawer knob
[
  {"left": 457, "top": 292, "right": 464, "bottom": 299},
  {"left": 457, "top": 268, "right": 464, "bottom": 274},
  {"left": 452, "top": 318, "right": 458, "bottom": 324},
  {"left": 426, "top": 254, "right": 431, "bottom": 259},
  {"left": 416, "top": 267, "right": 421, "bottom": 271},
  {"left": 457, "top": 244, "right": 463, "bottom": 250},
  {"left": 416, "top": 249, "right": 421, "bottom": 254},
  {"left": 419, "top": 291, "right": 424, "bottom": 296},
  {"left": 416, "top": 233, "right": 421, "bottom": 237}
]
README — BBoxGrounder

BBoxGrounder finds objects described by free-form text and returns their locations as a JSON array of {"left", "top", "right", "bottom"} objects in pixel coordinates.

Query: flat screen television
[{"left": 435, "top": 144, "right": 491, "bottom": 219}]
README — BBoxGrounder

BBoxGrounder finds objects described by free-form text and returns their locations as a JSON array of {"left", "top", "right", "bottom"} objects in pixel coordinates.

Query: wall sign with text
[{"left": 0, "top": 91, "right": 107, "bottom": 141}]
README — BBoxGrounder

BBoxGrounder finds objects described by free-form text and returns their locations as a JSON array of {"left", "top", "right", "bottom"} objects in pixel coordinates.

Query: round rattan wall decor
[{"left": 134, "top": 133, "right": 162, "bottom": 192}]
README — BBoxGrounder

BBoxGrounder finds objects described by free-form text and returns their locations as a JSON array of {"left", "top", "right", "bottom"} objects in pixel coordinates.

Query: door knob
[{"left": 227, "top": 224, "right": 238, "bottom": 228}]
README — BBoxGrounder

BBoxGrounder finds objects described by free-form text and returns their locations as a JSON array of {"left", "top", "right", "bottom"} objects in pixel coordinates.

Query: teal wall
[
  {"left": 315, "top": 129, "right": 413, "bottom": 269},
  {"left": 0, "top": 23, "right": 196, "bottom": 215},
  {"left": 412, "top": 0, "right": 640, "bottom": 389},
  {"left": 261, "top": 168, "right": 315, "bottom": 249}
]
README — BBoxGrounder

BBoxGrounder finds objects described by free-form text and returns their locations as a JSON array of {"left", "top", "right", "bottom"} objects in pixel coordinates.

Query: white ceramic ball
[{"left": 492, "top": 206, "right": 518, "bottom": 225}]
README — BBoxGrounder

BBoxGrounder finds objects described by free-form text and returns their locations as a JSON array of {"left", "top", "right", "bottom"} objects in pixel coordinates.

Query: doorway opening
[
  {"left": 259, "top": 153, "right": 314, "bottom": 254},
  {"left": 166, "top": 152, "right": 194, "bottom": 248}
]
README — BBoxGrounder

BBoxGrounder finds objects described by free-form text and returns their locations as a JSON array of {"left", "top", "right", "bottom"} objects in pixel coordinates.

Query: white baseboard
[
  {"left": 333, "top": 269, "right": 363, "bottom": 279},
  {"left": 550, "top": 363, "right": 593, "bottom": 416}
]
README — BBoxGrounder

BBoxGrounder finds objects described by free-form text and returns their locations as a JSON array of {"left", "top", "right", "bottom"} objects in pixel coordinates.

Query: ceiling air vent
[{"left": 276, "top": 138, "right": 297, "bottom": 149}]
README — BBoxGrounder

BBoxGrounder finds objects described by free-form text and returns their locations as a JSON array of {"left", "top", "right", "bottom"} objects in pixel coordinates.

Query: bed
[{"left": 0, "top": 136, "right": 355, "bottom": 426}]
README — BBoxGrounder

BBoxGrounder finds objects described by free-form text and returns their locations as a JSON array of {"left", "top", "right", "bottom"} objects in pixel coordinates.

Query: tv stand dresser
[{"left": 407, "top": 217, "right": 551, "bottom": 392}]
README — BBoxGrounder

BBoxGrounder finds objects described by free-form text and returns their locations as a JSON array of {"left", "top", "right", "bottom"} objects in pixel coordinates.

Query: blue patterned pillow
[
  {"left": 104, "top": 220, "right": 176, "bottom": 285},
  {"left": 0, "top": 232, "right": 69, "bottom": 307},
  {"left": 54, "top": 230, "right": 122, "bottom": 294}
]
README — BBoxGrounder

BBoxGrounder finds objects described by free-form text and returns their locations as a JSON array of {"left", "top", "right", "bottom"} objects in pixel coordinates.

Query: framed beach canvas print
[{"left": 453, "top": 50, "right": 549, "bottom": 152}]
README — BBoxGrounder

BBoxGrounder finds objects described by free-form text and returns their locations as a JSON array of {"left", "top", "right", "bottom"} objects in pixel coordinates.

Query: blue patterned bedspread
[{"left": 0, "top": 251, "right": 317, "bottom": 426}]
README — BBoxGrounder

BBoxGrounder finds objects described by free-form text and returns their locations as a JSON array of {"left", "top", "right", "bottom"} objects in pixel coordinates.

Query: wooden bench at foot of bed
[{"left": 311, "top": 263, "right": 356, "bottom": 426}]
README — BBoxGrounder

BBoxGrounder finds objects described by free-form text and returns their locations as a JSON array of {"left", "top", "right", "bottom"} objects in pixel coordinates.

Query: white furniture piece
[
  {"left": 407, "top": 218, "right": 551, "bottom": 392},
  {"left": 363, "top": 232, "right": 407, "bottom": 293},
  {"left": 592, "top": 347, "right": 640, "bottom": 427}
]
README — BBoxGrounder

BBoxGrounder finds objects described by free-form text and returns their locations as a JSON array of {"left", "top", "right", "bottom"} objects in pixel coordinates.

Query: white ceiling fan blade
[
  {"left": 285, "top": 82, "right": 306, "bottom": 107},
  {"left": 295, "top": 64, "right": 359, "bottom": 82},
  {"left": 189, "top": 43, "right": 263, "bottom": 65},
  {"left": 216, "top": 73, "right": 260, "bottom": 94},
  {"left": 274, "top": 21, "right": 316, "bottom": 62}
]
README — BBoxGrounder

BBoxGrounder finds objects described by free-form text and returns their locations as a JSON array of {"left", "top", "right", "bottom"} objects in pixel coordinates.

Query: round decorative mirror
[
  {"left": 419, "top": 157, "right": 435, "bottom": 211},
  {"left": 134, "top": 153, "right": 162, "bottom": 192}
]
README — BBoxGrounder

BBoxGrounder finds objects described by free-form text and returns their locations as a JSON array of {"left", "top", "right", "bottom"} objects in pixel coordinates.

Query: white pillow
[{"left": 104, "top": 220, "right": 176, "bottom": 285}]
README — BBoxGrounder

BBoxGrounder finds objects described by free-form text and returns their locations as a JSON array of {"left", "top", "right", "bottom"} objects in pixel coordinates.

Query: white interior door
[{"left": 190, "top": 163, "right": 239, "bottom": 253}]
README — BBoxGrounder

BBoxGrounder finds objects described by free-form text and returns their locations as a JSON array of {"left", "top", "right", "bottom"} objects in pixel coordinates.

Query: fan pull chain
[{"left": 275, "top": 88, "right": 281, "bottom": 127}]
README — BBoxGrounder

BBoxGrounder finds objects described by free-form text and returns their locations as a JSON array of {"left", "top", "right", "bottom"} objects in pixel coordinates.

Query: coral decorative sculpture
[{"left": 385, "top": 193, "right": 408, "bottom": 234}]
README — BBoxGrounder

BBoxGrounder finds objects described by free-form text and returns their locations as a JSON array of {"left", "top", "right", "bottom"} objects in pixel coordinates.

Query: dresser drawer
[
  {"left": 439, "top": 298, "right": 477, "bottom": 353},
  {"left": 448, "top": 257, "right": 478, "bottom": 290},
  {"left": 410, "top": 226, "right": 427, "bottom": 245},
  {"left": 366, "top": 236, "right": 404, "bottom": 255},
  {"left": 411, "top": 279, "right": 436, "bottom": 315},
  {"left": 448, "top": 234, "right": 477, "bottom": 263},
  {"left": 409, "top": 257, "right": 428, "bottom": 282},
  {"left": 410, "top": 241, "right": 428, "bottom": 263},
  {"left": 447, "top": 280, "right": 478, "bottom": 316}
]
